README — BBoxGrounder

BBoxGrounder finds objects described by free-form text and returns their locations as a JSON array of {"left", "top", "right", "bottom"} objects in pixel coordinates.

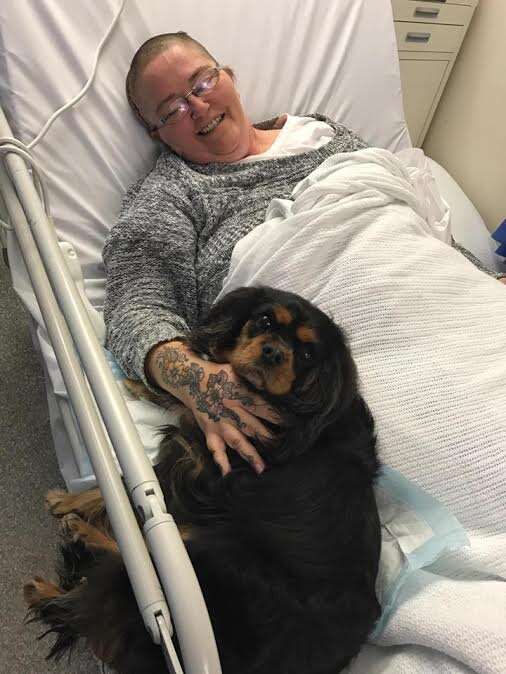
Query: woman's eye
[
  {"left": 256, "top": 315, "right": 271, "bottom": 330},
  {"left": 159, "top": 109, "right": 176, "bottom": 125},
  {"left": 195, "top": 78, "right": 212, "bottom": 94}
]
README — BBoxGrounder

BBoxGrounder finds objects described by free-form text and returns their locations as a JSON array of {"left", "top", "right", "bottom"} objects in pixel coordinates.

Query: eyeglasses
[{"left": 150, "top": 66, "right": 222, "bottom": 132}]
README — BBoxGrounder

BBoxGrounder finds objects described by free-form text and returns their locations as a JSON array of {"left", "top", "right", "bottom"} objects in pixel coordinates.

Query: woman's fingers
[
  {"left": 206, "top": 433, "right": 231, "bottom": 476},
  {"left": 206, "top": 427, "right": 265, "bottom": 476},
  {"left": 234, "top": 408, "right": 274, "bottom": 443},
  {"left": 221, "top": 425, "right": 265, "bottom": 475},
  {"left": 227, "top": 389, "right": 281, "bottom": 425},
  {"left": 247, "top": 400, "right": 281, "bottom": 425}
]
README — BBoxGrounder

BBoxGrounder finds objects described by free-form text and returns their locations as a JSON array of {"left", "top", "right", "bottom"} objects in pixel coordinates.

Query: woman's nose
[{"left": 187, "top": 94, "right": 210, "bottom": 119}]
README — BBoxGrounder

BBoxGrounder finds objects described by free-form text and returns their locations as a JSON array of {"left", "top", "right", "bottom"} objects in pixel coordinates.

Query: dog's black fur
[{"left": 25, "top": 286, "right": 381, "bottom": 674}]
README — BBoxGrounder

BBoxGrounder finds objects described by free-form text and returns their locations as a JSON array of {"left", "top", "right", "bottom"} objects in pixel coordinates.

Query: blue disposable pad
[{"left": 371, "top": 465, "right": 469, "bottom": 638}]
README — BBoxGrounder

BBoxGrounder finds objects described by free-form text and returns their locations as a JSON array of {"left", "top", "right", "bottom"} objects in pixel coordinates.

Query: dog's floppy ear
[
  {"left": 325, "top": 328, "right": 359, "bottom": 419},
  {"left": 189, "top": 286, "right": 269, "bottom": 359}
]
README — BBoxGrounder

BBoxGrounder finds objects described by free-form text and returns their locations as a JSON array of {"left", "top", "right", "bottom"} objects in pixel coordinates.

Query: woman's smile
[{"left": 197, "top": 113, "right": 226, "bottom": 136}]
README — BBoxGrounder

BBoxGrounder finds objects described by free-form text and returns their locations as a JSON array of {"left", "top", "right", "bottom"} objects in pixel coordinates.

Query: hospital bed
[{"left": 1, "top": 1, "right": 504, "bottom": 673}]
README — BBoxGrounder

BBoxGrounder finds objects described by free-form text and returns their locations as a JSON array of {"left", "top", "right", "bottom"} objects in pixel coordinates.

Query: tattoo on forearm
[{"left": 156, "top": 347, "right": 254, "bottom": 427}]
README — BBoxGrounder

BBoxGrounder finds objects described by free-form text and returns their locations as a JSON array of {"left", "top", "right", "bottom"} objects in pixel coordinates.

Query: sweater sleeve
[
  {"left": 335, "top": 123, "right": 369, "bottom": 152},
  {"left": 451, "top": 238, "right": 505, "bottom": 279},
  {"left": 103, "top": 169, "right": 198, "bottom": 386}
]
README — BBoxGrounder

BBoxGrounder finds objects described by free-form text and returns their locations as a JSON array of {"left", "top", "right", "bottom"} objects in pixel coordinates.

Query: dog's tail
[{"left": 24, "top": 539, "right": 166, "bottom": 672}]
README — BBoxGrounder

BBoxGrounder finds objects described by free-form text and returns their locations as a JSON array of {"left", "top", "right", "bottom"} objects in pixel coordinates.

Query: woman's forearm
[{"left": 145, "top": 339, "right": 196, "bottom": 403}]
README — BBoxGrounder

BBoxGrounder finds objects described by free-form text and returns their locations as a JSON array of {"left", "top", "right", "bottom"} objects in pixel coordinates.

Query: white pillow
[{"left": 0, "top": 0, "right": 409, "bottom": 310}]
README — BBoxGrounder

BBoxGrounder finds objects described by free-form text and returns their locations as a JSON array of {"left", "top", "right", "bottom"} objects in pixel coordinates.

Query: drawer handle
[
  {"left": 414, "top": 7, "right": 440, "bottom": 18},
  {"left": 405, "top": 32, "right": 431, "bottom": 43}
]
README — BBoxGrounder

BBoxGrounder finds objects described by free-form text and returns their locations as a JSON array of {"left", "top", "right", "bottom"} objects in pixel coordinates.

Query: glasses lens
[
  {"left": 193, "top": 69, "right": 219, "bottom": 97},
  {"left": 156, "top": 68, "right": 219, "bottom": 128},
  {"left": 161, "top": 99, "right": 188, "bottom": 125}
]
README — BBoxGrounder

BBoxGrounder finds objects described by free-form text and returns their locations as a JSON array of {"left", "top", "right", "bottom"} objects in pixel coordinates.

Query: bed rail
[{"left": 0, "top": 105, "right": 221, "bottom": 674}]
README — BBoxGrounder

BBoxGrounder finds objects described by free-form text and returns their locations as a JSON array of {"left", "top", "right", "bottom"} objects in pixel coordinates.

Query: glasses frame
[{"left": 149, "top": 65, "right": 223, "bottom": 133}]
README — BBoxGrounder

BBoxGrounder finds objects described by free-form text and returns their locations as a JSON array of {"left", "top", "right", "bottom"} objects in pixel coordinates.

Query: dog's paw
[
  {"left": 60, "top": 513, "right": 118, "bottom": 554},
  {"left": 45, "top": 489, "right": 73, "bottom": 517},
  {"left": 23, "top": 576, "right": 61, "bottom": 607},
  {"left": 60, "top": 513, "right": 88, "bottom": 542}
]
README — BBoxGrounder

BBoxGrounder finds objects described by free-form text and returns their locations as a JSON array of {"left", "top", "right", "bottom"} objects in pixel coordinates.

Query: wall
[{"left": 422, "top": 0, "right": 506, "bottom": 233}]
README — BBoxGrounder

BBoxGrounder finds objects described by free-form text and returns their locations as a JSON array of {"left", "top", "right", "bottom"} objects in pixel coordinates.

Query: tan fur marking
[
  {"left": 265, "top": 349, "right": 295, "bottom": 395},
  {"left": 173, "top": 434, "right": 205, "bottom": 481},
  {"left": 273, "top": 305, "right": 293, "bottom": 325},
  {"left": 230, "top": 333, "right": 265, "bottom": 365},
  {"left": 61, "top": 513, "right": 119, "bottom": 554},
  {"left": 178, "top": 524, "right": 194, "bottom": 542},
  {"left": 46, "top": 487, "right": 103, "bottom": 517},
  {"left": 23, "top": 576, "right": 63, "bottom": 607},
  {"left": 296, "top": 325, "right": 317, "bottom": 343},
  {"left": 225, "top": 331, "right": 265, "bottom": 388},
  {"left": 227, "top": 328, "right": 297, "bottom": 395}
]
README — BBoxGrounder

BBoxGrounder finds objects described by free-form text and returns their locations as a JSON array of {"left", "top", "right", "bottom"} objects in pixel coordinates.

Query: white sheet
[{"left": 219, "top": 148, "right": 506, "bottom": 674}]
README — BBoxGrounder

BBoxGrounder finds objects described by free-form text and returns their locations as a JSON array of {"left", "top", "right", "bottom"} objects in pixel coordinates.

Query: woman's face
[{"left": 136, "top": 44, "right": 253, "bottom": 163}]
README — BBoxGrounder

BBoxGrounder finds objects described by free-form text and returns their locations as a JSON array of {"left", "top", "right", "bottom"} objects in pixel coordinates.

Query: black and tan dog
[{"left": 24, "top": 286, "right": 381, "bottom": 674}]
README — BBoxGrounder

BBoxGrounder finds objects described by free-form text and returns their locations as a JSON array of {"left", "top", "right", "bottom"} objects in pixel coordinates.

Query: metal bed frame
[{"left": 0, "top": 104, "right": 222, "bottom": 674}]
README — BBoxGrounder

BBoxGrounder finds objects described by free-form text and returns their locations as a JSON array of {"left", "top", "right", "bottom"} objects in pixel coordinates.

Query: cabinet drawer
[
  {"left": 395, "top": 21, "right": 464, "bottom": 52},
  {"left": 392, "top": 0, "right": 473, "bottom": 25},
  {"left": 398, "top": 58, "right": 449, "bottom": 145}
]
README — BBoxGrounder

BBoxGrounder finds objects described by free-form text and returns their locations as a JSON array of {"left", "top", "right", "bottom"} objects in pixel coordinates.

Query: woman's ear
[{"left": 222, "top": 65, "right": 236, "bottom": 83}]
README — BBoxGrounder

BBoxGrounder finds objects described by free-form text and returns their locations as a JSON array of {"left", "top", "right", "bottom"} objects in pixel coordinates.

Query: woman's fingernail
[{"left": 255, "top": 462, "right": 265, "bottom": 475}]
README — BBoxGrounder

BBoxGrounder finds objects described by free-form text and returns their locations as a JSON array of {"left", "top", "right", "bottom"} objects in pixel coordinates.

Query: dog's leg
[
  {"left": 46, "top": 487, "right": 108, "bottom": 527},
  {"left": 23, "top": 576, "right": 63, "bottom": 608},
  {"left": 60, "top": 513, "right": 119, "bottom": 554}
]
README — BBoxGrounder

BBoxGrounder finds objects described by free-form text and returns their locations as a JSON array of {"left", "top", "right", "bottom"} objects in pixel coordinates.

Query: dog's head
[{"left": 189, "top": 286, "right": 359, "bottom": 461}]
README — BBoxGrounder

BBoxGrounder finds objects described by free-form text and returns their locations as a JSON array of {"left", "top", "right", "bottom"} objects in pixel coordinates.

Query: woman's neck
[{"left": 246, "top": 114, "right": 287, "bottom": 158}]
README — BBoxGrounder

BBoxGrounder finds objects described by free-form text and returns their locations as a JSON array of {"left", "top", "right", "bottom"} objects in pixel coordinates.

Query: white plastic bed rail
[{"left": 0, "top": 105, "right": 221, "bottom": 674}]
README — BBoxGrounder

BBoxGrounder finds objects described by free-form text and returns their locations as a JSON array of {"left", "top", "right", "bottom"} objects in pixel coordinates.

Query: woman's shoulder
[
  {"left": 308, "top": 113, "right": 368, "bottom": 151},
  {"left": 269, "top": 112, "right": 367, "bottom": 150},
  {"left": 119, "top": 150, "right": 190, "bottom": 211}
]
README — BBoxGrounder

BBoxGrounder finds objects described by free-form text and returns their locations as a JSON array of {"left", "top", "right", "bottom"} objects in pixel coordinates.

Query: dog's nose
[{"left": 261, "top": 343, "right": 284, "bottom": 366}]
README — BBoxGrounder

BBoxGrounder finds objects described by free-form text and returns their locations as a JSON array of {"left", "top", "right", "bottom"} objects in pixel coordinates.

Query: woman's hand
[{"left": 146, "top": 340, "right": 279, "bottom": 475}]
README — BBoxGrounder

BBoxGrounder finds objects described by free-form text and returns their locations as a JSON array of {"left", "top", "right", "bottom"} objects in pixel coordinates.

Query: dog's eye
[
  {"left": 298, "top": 344, "right": 315, "bottom": 362},
  {"left": 256, "top": 315, "right": 272, "bottom": 331}
]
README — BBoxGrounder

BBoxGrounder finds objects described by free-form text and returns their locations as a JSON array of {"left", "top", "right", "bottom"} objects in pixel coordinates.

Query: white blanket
[{"left": 219, "top": 149, "right": 506, "bottom": 674}]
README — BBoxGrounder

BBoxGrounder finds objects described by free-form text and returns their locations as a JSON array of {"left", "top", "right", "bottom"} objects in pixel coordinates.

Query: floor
[{"left": 0, "top": 254, "right": 97, "bottom": 673}]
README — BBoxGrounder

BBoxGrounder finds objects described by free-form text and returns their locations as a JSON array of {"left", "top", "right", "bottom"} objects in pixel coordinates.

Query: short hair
[{"left": 126, "top": 32, "right": 219, "bottom": 130}]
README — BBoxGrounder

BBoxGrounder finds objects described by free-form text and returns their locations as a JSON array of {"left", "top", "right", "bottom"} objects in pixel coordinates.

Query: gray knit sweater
[{"left": 103, "top": 115, "right": 367, "bottom": 383}]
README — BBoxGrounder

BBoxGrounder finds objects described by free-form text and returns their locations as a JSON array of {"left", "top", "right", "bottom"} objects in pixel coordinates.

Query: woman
[
  {"left": 103, "top": 31, "right": 368, "bottom": 476},
  {"left": 104, "top": 31, "right": 503, "bottom": 476}
]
